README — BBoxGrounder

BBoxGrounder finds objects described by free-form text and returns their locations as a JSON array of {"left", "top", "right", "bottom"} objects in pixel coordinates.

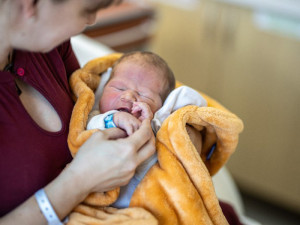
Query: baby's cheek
[
  {"left": 151, "top": 103, "right": 162, "bottom": 114},
  {"left": 100, "top": 92, "right": 119, "bottom": 112}
]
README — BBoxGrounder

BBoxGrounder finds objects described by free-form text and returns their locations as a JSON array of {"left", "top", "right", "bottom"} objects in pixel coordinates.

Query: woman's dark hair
[{"left": 51, "top": 0, "right": 122, "bottom": 7}]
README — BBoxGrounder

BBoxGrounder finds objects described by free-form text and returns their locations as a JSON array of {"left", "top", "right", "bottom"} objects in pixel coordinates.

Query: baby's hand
[
  {"left": 131, "top": 102, "right": 154, "bottom": 121},
  {"left": 114, "top": 111, "right": 141, "bottom": 136}
]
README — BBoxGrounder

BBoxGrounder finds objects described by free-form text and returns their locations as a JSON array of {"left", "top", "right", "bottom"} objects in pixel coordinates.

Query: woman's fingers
[
  {"left": 136, "top": 134, "right": 156, "bottom": 165},
  {"left": 126, "top": 119, "right": 153, "bottom": 149},
  {"left": 102, "top": 127, "right": 127, "bottom": 140},
  {"left": 125, "top": 119, "right": 156, "bottom": 164}
]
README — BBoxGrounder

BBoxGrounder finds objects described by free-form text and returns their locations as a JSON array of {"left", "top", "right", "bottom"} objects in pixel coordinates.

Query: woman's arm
[{"left": 0, "top": 120, "right": 155, "bottom": 224}]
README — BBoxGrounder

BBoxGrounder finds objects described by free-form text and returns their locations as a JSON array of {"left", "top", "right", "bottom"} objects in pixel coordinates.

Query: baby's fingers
[
  {"left": 131, "top": 104, "right": 141, "bottom": 114},
  {"left": 124, "top": 125, "right": 134, "bottom": 136}
]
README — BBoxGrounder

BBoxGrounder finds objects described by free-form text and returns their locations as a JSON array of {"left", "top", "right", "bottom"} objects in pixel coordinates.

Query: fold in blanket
[
  {"left": 67, "top": 54, "right": 244, "bottom": 225},
  {"left": 69, "top": 205, "right": 158, "bottom": 225},
  {"left": 130, "top": 105, "right": 243, "bottom": 225}
]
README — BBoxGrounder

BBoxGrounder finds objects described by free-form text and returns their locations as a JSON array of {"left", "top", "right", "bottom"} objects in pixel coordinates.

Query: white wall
[{"left": 216, "top": 0, "right": 300, "bottom": 19}]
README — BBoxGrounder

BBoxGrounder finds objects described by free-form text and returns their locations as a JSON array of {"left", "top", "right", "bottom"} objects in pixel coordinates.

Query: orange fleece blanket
[{"left": 67, "top": 53, "right": 244, "bottom": 225}]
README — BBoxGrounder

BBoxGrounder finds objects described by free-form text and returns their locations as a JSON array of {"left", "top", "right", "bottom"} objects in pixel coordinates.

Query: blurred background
[{"left": 82, "top": 0, "right": 300, "bottom": 224}]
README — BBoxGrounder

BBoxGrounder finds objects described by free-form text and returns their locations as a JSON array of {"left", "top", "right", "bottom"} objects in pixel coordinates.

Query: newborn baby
[{"left": 87, "top": 51, "right": 207, "bottom": 208}]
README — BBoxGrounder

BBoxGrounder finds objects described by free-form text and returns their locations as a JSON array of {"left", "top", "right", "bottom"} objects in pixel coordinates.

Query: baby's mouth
[{"left": 118, "top": 107, "right": 131, "bottom": 113}]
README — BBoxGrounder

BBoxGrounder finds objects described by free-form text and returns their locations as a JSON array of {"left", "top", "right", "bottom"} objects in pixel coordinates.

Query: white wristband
[{"left": 35, "top": 189, "right": 63, "bottom": 225}]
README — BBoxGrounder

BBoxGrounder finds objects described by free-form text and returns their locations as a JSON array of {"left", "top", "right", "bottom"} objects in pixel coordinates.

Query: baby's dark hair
[{"left": 111, "top": 51, "right": 175, "bottom": 103}]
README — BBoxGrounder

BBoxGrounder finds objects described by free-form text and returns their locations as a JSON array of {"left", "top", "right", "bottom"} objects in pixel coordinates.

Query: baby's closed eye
[
  {"left": 111, "top": 85, "right": 126, "bottom": 91},
  {"left": 139, "top": 93, "right": 154, "bottom": 101}
]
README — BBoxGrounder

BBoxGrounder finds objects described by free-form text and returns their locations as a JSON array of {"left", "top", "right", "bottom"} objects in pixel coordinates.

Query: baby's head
[{"left": 99, "top": 51, "right": 175, "bottom": 115}]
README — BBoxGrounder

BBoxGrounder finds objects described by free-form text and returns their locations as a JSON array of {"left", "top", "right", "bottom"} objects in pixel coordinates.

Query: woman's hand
[
  {"left": 29, "top": 119, "right": 156, "bottom": 222},
  {"left": 67, "top": 119, "right": 155, "bottom": 194}
]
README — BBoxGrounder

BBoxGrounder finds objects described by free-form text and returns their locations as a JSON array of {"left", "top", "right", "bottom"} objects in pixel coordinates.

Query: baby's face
[{"left": 99, "top": 60, "right": 166, "bottom": 115}]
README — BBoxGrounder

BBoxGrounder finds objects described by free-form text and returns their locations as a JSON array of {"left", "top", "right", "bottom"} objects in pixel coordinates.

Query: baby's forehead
[
  {"left": 114, "top": 58, "right": 164, "bottom": 78},
  {"left": 117, "top": 55, "right": 151, "bottom": 68}
]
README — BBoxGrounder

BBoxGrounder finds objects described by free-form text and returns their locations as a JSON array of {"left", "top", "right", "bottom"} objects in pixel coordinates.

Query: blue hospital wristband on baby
[{"left": 104, "top": 114, "right": 117, "bottom": 128}]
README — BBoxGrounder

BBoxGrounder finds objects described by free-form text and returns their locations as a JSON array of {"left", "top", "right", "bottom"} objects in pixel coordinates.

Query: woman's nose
[
  {"left": 121, "top": 90, "right": 137, "bottom": 102},
  {"left": 86, "top": 13, "right": 97, "bottom": 26}
]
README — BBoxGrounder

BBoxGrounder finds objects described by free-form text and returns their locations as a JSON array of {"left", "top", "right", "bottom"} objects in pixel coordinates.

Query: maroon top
[
  {"left": 220, "top": 201, "right": 244, "bottom": 225},
  {"left": 0, "top": 41, "right": 79, "bottom": 216}
]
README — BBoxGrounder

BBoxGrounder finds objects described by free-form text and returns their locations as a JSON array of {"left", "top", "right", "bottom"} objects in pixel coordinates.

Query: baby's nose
[{"left": 121, "top": 90, "right": 137, "bottom": 102}]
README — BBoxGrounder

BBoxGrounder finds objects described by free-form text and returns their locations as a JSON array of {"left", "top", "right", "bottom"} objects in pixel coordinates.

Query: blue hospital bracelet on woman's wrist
[{"left": 104, "top": 113, "right": 117, "bottom": 128}]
